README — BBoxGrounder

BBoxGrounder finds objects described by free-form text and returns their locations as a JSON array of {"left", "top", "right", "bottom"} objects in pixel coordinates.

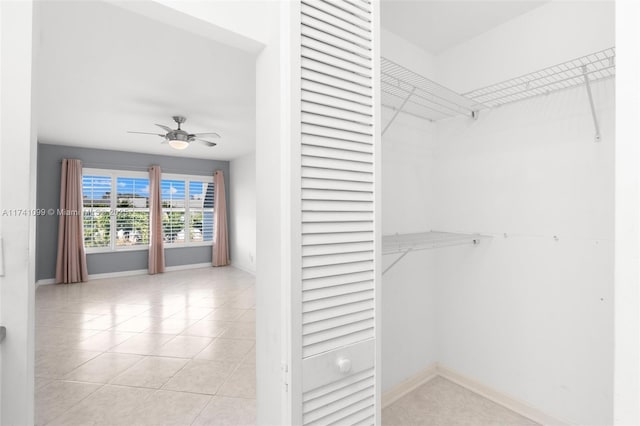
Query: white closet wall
[
  {"left": 434, "top": 80, "right": 614, "bottom": 425},
  {"left": 380, "top": 30, "right": 439, "bottom": 392},
  {"left": 432, "top": 3, "right": 615, "bottom": 423}
]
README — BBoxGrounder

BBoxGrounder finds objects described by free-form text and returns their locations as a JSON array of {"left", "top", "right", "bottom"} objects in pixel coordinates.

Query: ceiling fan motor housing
[{"left": 167, "top": 129, "right": 191, "bottom": 142}]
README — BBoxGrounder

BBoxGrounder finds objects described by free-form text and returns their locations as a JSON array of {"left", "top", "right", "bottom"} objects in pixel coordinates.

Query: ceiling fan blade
[
  {"left": 190, "top": 132, "right": 220, "bottom": 138},
  {"left": 128, "top": 131, "right": 166, "bottom": 137},
  {"left": 155, "top": 124, "right": 173, "bottom": 132},
  {"left": 196, "top": 139, "right": 217, "bottom": 147}
]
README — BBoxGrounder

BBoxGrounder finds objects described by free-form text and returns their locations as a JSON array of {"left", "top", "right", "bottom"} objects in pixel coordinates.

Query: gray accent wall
[{"left": 36, "top": 143, "right": 230, "bottom": 281}]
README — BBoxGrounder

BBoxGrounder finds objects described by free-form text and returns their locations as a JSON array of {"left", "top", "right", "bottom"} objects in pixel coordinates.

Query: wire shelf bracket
[
  {"left": 381, "top": 58, "right": 486, "bottom": 134},
  {"left": 582, "top": 65, "right": 601, "bottom": 142},
  {"left": 464, "top": 47, "right": 615, "bottom": 142},
  {"left": 381, "top": 231, "right": 491, "bottom": 276}
]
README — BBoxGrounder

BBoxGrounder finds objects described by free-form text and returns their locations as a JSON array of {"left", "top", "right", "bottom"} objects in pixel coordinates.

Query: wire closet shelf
[
  {"left": 381, "top": 231, "right": 492, "bottom": 276},
  {"left": 381, "top": 57, "right": 486, "bottom": 123},
  {"left": 382, "top": 231, "right": 489, "bottom": 255},
  {"left": 464, "top": 47, "right": 616, "bottom": 108}
]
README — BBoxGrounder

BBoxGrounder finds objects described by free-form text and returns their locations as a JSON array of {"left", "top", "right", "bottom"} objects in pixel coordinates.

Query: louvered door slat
[
  {"left": 301, "top": 47, "right": 371, "bottom": 83},
  {"left": 323, "top": 0, "right": 371, "bottom": 22},
  {"left": 302, "top": 211, "right": 373, "bottom": 222},
  {"left": 302, "top": 232, "right": 373, "bottom": 246},
  {"left": 303, "top": 308, "right": 374, "bottom": 335},
  {"left": 304, "top": 388, "right": 374, "bottom": 424},
  {"left": 297, "top": 0, "right": 377, "bottom": 423},
  {"left": 301, "top": 9, "right": 371, "bottom": 47},
  {"left": 302, "top": 80, "right": 372, "bottom": 108},
  {"left": 302, "top": 300, "right": 374, "bottom": 325},
  {"left": 302, "top": 261, "right": 373, "bottom": 280},
  {"left": 302, "top": 200, "right": 373, "bottom": 213},
  {"left": 301, "top": 167, "right": 372, "bottom": 183},
  {"left": 302, "top": 122, "right": 372, "bottom": 144},
  {"left": 302, "top": 91, "right": 372, "bottom": 117},
  {"left": 302, "top": 56, "right": 371, "bottom": 88},
  {"left": 301, "top": 145, "right": 373, "bottom": 163},
  {"left": 303, "top": 375, "right": 374, "bottom": 413},
  {"left": 302, "top": 100, "right": 372, "bottom": 125},
  {"left": 302, "top": 69, "right": 372, "bottom": 98},
  {"left": 302, "top": 134, "right": 373, "bottom": 154},
  {"left": 302, "top": 241, "right": 374, "bottom": 256},
  {"left": 302, "top": 156, "right": 372, "bottom": 173},
  {"left": 302, "top": 36, "right": 371, "bottom": 69},
  {"left": 301, "top": 3, "right": 372, "bottom": 40},
  {"left": 302, "top": 251, "right": 373, "bottom": 268},
  {"left": 301, "top": 25, "right": 371, "bottom": 59},
  {"left": 302, "top": 271, "right": 374, "bottom": 292},
  {"left": 303, "top": 281, "right": 373, "bottom": 302},
  {"left": 303, "top": 221, "right": 373, "bottom": 234}
]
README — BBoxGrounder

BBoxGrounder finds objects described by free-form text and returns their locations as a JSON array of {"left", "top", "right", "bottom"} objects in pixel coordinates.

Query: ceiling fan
[{"left": 128, "top": 116, "right": 220, "bottom": 150}]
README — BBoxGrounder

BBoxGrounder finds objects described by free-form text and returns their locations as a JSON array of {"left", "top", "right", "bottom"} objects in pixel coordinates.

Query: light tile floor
[
  {"left": 35, "top": 267, "right": 256, "bottom": 426},
  {"left": 382, "top": 377, "right": 540, "bottom": 426}
]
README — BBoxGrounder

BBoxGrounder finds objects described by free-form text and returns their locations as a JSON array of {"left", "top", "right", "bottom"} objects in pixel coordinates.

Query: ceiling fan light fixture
[{"left": 168, "top": 139, "right": 189, "bottom": 150}]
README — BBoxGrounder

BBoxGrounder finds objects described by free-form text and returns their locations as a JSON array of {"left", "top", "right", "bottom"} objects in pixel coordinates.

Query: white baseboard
[
  {"left": 382, "top": 363, "right": 438, "bottom": 408},
  {"left": 36, "top": 262, "right": 213, "bottom": 286},
  {"left": 165, "top": 262, "right": 212, "bottom": 273},
  {"left": 436, "top": 364, "right": 570, "bottom": 426},
  {"left": 382, "top": 363, "right": 570, "bottom": 426},
  {"left": 230, "top": 262, "right": 256, "bottom": 276}
]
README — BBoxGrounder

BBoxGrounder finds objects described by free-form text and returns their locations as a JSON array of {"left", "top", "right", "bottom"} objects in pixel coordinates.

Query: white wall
[
  {"left": 436, "top": 1, "right": 615, "bottom": 93},
  {"left": 429, "top": 3, "right": 615, "bottom": 424},
  {"left": 614, "top": 3, "right": 640, "bottom": 424},
  {"left": 433, "top": 79, "right": 614, "bottom": 425},
  {"left": 230, "top": 152, "right": 256, "bottom": 274},
  {"left": 0, "top": 1, "right": 37, "bottom": 424},
  {"left": 381, "top": 30, "right": 439, "bottom": 392}
]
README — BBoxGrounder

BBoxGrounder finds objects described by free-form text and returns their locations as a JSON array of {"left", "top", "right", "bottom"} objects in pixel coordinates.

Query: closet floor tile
[{"left": 382, "top": 377, "right": 540, "bottom": 426}]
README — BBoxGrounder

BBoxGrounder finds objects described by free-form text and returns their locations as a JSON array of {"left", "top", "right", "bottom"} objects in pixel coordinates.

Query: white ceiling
[
  {"left": 381, "top": 1, "right": 548, "bottom": 55},
  {"left": 36, "top": 1, "right": 256, "bottom": 160}
]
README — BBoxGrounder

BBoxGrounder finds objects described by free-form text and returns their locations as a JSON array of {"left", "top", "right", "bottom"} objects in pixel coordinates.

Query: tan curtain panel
[
  {"left": 148, "top": 165, "right": 165, "bottom": 274},
  {"left": 55, "top": 159, "right": 89, "bottom": 283},
  {"left": 212, "top": 170, "right": 229, "bottom": 266}
]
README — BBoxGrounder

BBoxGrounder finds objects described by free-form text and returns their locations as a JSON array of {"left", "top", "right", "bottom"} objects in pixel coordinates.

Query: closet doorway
[
  {"left": 29, "top": 1, "right": 265, "bottom": 425},
  {"left": 379, "top": 2, "right": 615, "bottom": 425}
]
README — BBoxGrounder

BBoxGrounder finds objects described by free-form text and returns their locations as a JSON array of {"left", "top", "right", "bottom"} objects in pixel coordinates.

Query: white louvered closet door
[{"left": 293, "top": 0, "right": 380, "bottom": 424}]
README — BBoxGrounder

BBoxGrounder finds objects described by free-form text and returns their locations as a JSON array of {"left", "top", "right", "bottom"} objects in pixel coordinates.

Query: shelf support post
[
  {"left": 582, "top": 65, "right": 601, "bottom": 142},
  {"left": 382, "top": 87, "right": 415, "bottom": 136}
]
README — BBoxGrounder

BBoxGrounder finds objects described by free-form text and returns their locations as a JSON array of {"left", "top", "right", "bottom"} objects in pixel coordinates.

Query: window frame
[
  {"left": 82, "top": 168, "right": 214, "bottom": 253},
  {"left": 161, "top": 172, "right": 215, "bottom": 249}
]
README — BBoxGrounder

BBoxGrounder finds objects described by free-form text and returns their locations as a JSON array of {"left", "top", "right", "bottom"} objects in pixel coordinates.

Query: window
[
  {"left": 115, "top": 176, "right": 149, "bottom": 248},
  {"left": 161, "top": 178, "right": 214, "bottom": 245},
  {"left": 82, "top": 174, "right": 112, "bottom": 249},
  {"left": 81, "top": 168, "right": 213, "bottom": 252}
]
